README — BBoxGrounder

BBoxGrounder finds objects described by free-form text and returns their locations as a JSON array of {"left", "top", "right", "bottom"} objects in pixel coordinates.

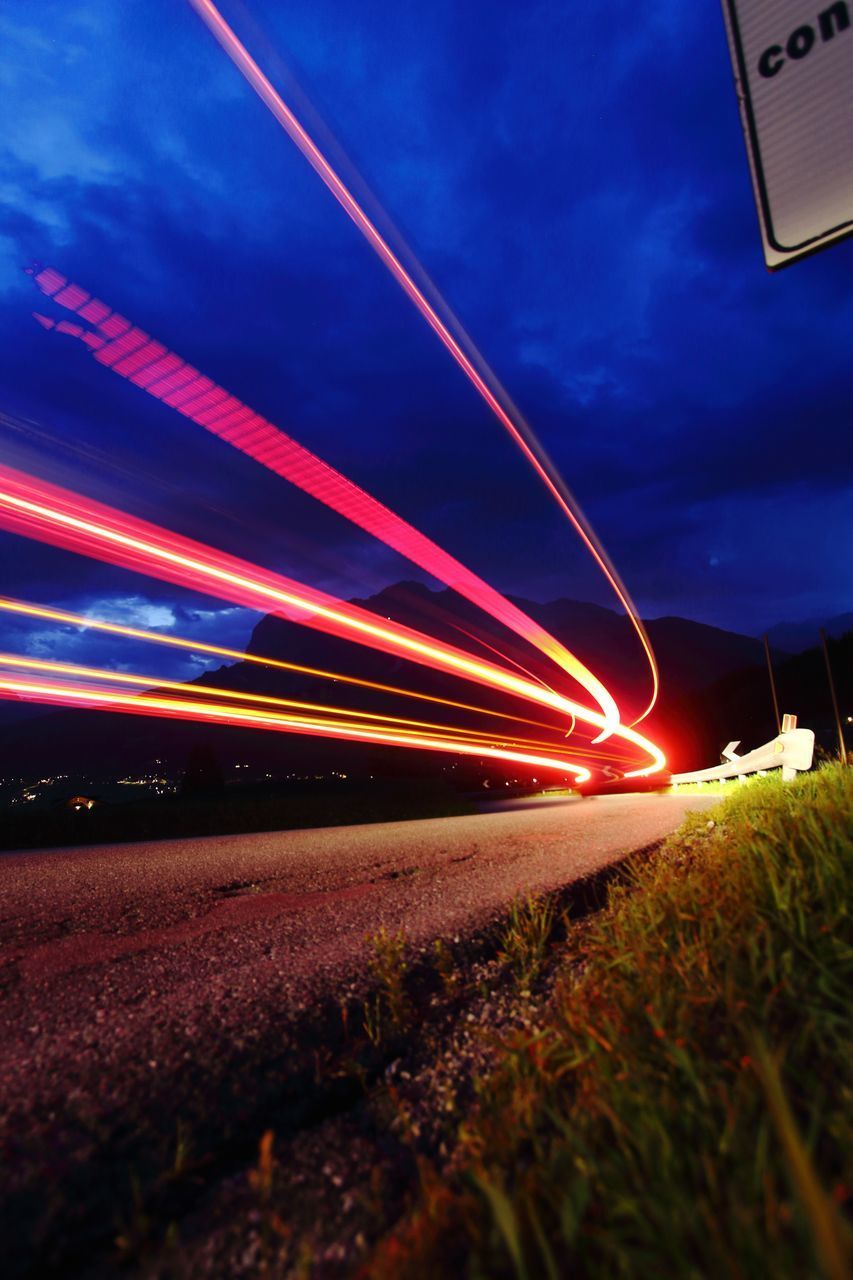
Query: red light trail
[
  {"left": 0, "top": 650, "right": 593, "bottom": 757},
  {"left": 185, "top": 0, "right": 660, "bottom": 727},
  {"left": 0, "top": 668, "right": 594, "bottom": 782},
  {"left": 0, "top": 464, "right": 666, "bottom": 776},
  {"left": 28, "top": 264, "right": 619, "bottom": 740}
]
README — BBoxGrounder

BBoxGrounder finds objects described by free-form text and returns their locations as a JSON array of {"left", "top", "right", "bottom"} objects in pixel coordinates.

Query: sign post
[{"left": 722, "top": 1, "right": 853, "bottom": 268}]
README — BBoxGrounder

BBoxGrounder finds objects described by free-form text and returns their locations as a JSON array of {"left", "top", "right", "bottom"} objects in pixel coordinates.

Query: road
[{"left": 0, "top": 792, "right": 713, "bottom": 1273}]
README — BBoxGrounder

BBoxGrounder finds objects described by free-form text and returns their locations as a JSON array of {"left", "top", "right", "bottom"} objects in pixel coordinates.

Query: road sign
[{"left": 722, "top": 1, "right": 853, "bottom": 268}]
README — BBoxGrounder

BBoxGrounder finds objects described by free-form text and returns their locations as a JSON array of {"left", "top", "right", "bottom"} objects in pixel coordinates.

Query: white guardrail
[{"left": 671, "top": 714, "right": 815, "bottom": 785}]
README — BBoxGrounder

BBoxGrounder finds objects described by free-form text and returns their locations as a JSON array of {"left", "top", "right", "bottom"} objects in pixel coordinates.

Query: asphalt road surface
[{"left": 1, "top": 791, "right": 713, "bottom": 1273}]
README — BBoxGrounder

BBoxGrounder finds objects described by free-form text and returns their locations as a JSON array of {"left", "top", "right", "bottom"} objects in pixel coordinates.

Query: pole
[
  {"left": 820, "top": 629, "right": 847, "bottom": 765},
  {"left": 763, "top": 633, "right": 781, "bottom": 735}
]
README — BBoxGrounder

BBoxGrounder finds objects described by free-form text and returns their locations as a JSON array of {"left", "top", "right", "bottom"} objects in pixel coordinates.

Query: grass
[
  {"left": 363, "top": 926, "right": 411, "bottom": 1045},
  {"left": 498, "top": 892, "right": 559, "bottom": 987},
  {"left": 364, "top": 766, "right": 853, "bottom": 1279},
  {"left": 432, "top": 937, "right": 462, "bottom": 997}
]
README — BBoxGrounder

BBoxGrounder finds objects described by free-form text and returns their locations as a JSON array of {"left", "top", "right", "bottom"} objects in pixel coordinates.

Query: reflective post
[
  {"left": 820, "top": 629, "right": 847, "bottom": 765},
  {"left": 763, "top": 633, "right": 781, "bottom": 735}
]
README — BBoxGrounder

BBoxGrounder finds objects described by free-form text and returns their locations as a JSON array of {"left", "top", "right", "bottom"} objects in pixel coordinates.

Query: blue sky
[{"left": 0, "top": 0, "right": 851, "bottom": 683}]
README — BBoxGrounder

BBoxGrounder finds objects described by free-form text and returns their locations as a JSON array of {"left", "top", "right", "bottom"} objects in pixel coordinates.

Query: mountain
[
  {"left": 248, "top": 582, "right": 776, "bottom": 704},
  {"left": 0, "top": 581, "right": 837, "bottom": 779},
  {"left": 763, "top": 613, "right": 853, "bottom": 655}
]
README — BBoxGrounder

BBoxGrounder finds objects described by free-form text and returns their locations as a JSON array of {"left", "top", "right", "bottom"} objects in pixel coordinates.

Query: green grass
[
  {"left": 365, "top": 766, "right": 853, "bottom": 1279},
  {"left": 363, "top": 926, "right": 411, "bottom": 1045},
  {"left": 498, "top": 891, "right": 559, "bottom": 988}
]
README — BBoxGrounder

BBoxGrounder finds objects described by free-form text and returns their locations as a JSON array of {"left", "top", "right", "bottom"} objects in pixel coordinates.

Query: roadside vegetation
[
  {"left": 363, "top": 926, "right": 411, "bottom": 1045},
  {"left": 363, "top": 765, "right": 852, "bottom": 1278}
]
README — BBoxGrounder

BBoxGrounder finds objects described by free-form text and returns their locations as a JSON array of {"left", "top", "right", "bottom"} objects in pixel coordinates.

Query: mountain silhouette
[
  {"left": 0, "top": 582, "right": 847, "bottom": 778},
  {"left": 762, "top": 613, "right": 853, "bottom": 655}
]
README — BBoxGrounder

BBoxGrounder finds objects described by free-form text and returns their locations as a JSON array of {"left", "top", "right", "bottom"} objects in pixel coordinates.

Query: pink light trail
[
  {"left": 28, "top": 264, "right": 619, "bottom": 740},
  {"left": 186, "top": 0, "right": 660, "bottom": 727}
]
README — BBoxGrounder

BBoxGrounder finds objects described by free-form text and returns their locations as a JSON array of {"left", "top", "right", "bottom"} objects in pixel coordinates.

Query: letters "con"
[{"left": 757, "top": 2, "right": 850, "bottom": 79}]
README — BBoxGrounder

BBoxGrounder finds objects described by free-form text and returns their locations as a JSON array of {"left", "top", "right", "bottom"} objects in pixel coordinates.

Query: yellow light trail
[
  {"left": 0, "top": 595, "right": 564, "bottom": 736},
  {"left": 0, "top": 650, "right": 615, "bottom": 758},
  {"left": 0, "top": 671, "right": 593, "bottom": 781}
]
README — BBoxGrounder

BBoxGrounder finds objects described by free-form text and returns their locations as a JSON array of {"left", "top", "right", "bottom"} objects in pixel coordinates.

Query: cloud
[
  {"left": 82, "top": 595, "right": 177, "bottom": 630},
  {"left": 0, "top": 582, "right": 262, "bottom": 682}
]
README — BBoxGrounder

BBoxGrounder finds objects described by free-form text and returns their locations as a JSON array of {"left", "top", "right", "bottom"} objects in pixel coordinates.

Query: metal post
[
  {"left": 763, "top": 633, "right": 781, "bottom": 735},
  {"left": 820, "top": 629, "right": 847, "bottom": 765}
]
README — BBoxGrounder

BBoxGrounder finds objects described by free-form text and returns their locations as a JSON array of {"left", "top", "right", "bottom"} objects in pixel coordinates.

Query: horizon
[
  {"left": 0, "top": 572, "right": 849, "bottom": 704},
  {"left": 1, "top": 572, "right": 849, "bottom": 703}
]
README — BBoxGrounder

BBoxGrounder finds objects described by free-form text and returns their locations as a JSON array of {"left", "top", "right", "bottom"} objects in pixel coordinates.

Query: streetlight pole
[
  {"left": 763, "top": 633, "right": 781, "bottom": 735},
  {"left": 820, "top": 629, "right": 847, "bottom": 765}
]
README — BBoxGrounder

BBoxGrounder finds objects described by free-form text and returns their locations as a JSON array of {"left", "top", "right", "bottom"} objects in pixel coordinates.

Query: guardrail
[{"left": 671, "top": 714, "right": 815, "bottom": 785}]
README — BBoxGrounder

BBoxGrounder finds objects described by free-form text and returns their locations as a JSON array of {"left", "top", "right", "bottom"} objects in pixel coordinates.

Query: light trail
[
  {"left": 0, "top": 670, "right": 592, "bottom": 781},
  {"left": 185, "top": 0, "right": 660, "bottom": 727},
  {"left": 444, "top": 618, "right": 552, "bottom": 693},
  {"left": 0, "top": 464, "right": 666, "bottom": 776},
  {"left": 28, "top": 264, "right": 619, "bottom": 739},
  {"left": 0, "top": 595, "right": 563, "bottom": 734},
  {"left": 0, "top": 651, "right": 614, "bottom": 758},
  {"left": 0, "top": 462, "right": 599, "bottom": 718}
]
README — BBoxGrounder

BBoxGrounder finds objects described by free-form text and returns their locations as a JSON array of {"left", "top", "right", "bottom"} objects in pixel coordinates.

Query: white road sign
[{"left": 722, "top": 1, "right": 853, "bottom": 268}]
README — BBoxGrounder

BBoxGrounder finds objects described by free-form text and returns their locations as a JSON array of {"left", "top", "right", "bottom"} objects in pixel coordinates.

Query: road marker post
[
  {"left": 820, "top": 629, "right": 848, "bottom": 764},
  {"left": 764, "top": 633, "right": 781, "bottom": 734}
]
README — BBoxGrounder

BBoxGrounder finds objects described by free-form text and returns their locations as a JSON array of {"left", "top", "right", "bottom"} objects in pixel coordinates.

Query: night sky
[{"left": 1, "top": 0, "right": 851, "bottom": 686}]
